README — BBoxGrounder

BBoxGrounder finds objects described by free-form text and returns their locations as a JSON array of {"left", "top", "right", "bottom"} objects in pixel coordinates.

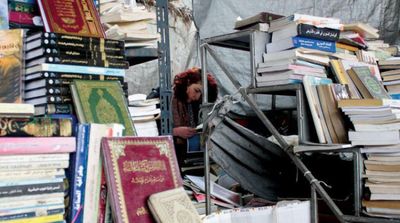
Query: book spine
[
  {"left": 0, "top": 207, "right": 64, "bottom": 221},
  {"left": 25, "top": 95, "right": 72, "bottom": 105},
  {"left": 0, "top": 137, "right": 75, "bottom": 155},
  {"left": 40, "top": 47, "right": 126, "bottom": 60},
  {"left": 25, "top": 71, "right": 124, "bottom": 82},
  {"left": 35, "top": 103, "right": 73, "bottom": 116},
  {"left": 97, "top": 165, "right": 107, "bottom": 223},
  {"left": 0, "top": 160, "right": 69, "bottom": 171},
  {"left": 0, "top": 116, "right": 73, "bottom": 137},
  {"left": 27, "top": 55, "right": 129, "bottom": 69},
  {"left": 1, "top": 214, "right": 64, "bottom": 223},
  {"left": 292, "top": 36, "right": 336, "bottom": 53},
  {"left": 29, "top": 32, "right": 124, "bottom": 47},
  {"left": 69, "top": 124, "right": 90, "bottom": 223},
  {"left": 8, "top": 11, "right": 34, "bottom": 25},
  {"left": 0, "top": 169, "right": 64, "bottom": 180},
  {"left": 0, "top": 182, "right": 64, "bottom": 198},
  {"left": 297, "top": 23, "right": 340, "bottom": 42},
  {"left": 28, "top": 63, "right": 126, "bottom": 77},
  {"left": 32, "top": 37, "right": 124, "bottom": 54}
]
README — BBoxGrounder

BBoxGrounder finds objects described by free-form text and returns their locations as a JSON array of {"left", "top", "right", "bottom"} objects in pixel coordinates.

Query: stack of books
[
  {"left": 128, "top": 94, "right": 160, "bottom": 136},
  {"left": 379, "top": 57, "right": 400, "bottom": 98},
  {"left": 0, "top": 135, "right": 76, "bottom": 222},
  {"left": 257, "top": 13, "right": 343, "bottom": 87},
  {"left": 337, "top": 98, "right": 400, "bottom": 217},
  {"left": 23, "top": 32, "right": 128, "bottom": 116},
  {"left": 8, "top": 0, "right": 42, "bottom": 30}
]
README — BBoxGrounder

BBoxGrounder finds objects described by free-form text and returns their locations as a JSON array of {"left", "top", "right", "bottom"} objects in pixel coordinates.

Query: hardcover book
[
  {"left": 348, "top": 66, "right": 391, "bottom": 99},
  {"left": 101, "top": 136, "right": 182, "bottom": 223},
  {"left": 0, "top": 29, "right": 25, "bottom": 103},
  {"left": 37, "top": 0, "right": 105, "bottom": 38},
  {"left": 0, "top": 116, "right": 73, "bottom": 137},
  {"left": 71, "top": 80, "right": 135, "bottom": 136},
  {"left": 148, "top": 187, "right": 202, "bottom": 223}
]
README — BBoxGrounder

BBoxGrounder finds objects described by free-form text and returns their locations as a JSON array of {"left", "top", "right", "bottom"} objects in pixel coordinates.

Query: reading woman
[{"left": 171, "top": 67, "right": 218, "bottom": 168}]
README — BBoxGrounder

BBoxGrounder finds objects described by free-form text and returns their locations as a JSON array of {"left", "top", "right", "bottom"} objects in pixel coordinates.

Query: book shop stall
[{"left": 2, "top": 0, "right": 400, "bottom": 222}]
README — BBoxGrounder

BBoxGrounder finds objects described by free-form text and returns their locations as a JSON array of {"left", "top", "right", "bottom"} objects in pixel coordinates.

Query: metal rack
[{"left": 200, "top": 30, "right": 400, "bottom": 223}]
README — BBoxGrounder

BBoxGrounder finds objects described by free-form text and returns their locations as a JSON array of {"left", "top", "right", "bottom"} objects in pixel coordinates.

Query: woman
[{"left": 172, "top": 67, "right": 218, "bottom": 168}]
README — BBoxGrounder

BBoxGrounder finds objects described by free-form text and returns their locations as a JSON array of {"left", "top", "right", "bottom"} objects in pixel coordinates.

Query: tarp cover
[{"left": 192, "top": 0, "right": 400, "bottom": 114}]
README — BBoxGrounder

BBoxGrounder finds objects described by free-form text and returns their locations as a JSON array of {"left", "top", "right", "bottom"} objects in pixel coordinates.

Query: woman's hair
[{"left": 173, "top": 67, "right": 218, "bottom": 103}]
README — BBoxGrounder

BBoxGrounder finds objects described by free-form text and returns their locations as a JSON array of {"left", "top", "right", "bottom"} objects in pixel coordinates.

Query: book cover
[
  {"left": 0, "top": 29, "right": 25, "bottom": 103},
  {"left": 0, "top": 116, "right": 73, "bottom": 137},
  {"left": 350, "top": 66, "right": 391, "bottom": 99},
  {"left": 147, "top": 187, "right": 202, "bottom": 223},
  {"left": 71, "top": 80, "right": 136, "bottom": 136},
  {"left": 0, "top": 0, "right": 8, "bottom": 29},
  {"left": 101, "top": 136, "right": 182, "bottom": 223},
  {"left": 0, "top": 137, "right": 75, "bottom": 155},
  {"left": 37, "top": 0, "right": 105, "bottom": 38}
]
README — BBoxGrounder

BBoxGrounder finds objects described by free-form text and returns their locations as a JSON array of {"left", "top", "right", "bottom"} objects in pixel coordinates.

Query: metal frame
[
  {"left": 156, "top": 0, "right": 173, "bottom": 135},
  {"left": 200, "top": 30, "right": 400, "bottom": 223}
]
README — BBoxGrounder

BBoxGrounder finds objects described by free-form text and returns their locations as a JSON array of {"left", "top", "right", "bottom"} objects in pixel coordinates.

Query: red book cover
[
  {"left": 0, "top": 137, "right": 76, "bottom": 155},
  {"left": 37, "top": 0, "right": 105, "bottom": 38},
  {"left": 101, "top": 136, "right": 183, "bottom": 223}
]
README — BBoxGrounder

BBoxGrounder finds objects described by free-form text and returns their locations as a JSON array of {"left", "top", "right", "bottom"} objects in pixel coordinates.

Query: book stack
[
  {"left": 339, "top": 23, "right": 380, "bottom": 50},
  {"left": 256, "top": 13, "right": 343, "bottom": 87},
  {"left": 183, "top": 175, "right": 241, "bottom": 214},
  {"left": 0, "top": 136, "right": 76, "bottom": 222},
  {"left": 100, "top": 1, "right": 159, "bottom": 48},
  {"left": 23, "top": 32, "right": 128, "bottom": 116},
  {"left": 379, "top": 57, "right": 400, "bottom": 98},
  {"left": 337, "top": 98, "right": 400, "bottom": 217},
  {"left": 128, "top": 94, "right": 160, "bottom": 136},
  {"left": 8, "top": 0, "right": 42, "bottom": 30}
]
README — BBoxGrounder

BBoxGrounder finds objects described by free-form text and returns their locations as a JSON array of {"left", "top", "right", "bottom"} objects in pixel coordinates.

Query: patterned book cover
[
  {"left": 148, "top": 187, "right": 202, "bottom": 223},
  {"left": 71, "top": 80, "right": 136, "bottom": 136},
  {"left": 37, "top": 0, "right": 105, "bottom": 38},
  {"left": 0, "top": 117, "right": 73, "bottom": 137},
  {"left": 101, "top": 136, "right": 182, "bottom": 223},
  {"left": 0, "top": 29, "right": 24, "bottom": 103}
]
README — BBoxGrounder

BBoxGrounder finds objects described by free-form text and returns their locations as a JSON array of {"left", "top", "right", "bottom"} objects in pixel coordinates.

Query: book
[
  {"left": 0, "top": 103, "right": 34, "bottom": 118},
  {"left": 26, "top": 63, "right": 125, "bottom": 77},
  {"left": 0, "top": 29, "right": 25, "bottom": 103},
  {"left": 263, "top": 48, "right": 331, "bottom": 66},
  {"left": 271, "top": 23, "right": 340, "bottom": 42},
  {"left": 269, "top": 13, "right": 341, "bottom": 32},
  {"left": 348, "top": 67, "right": 390, "bottom": 99},
  {"left": 34, "top": 103, "right": 73, "bottom": 116},
  {"left": 343, "top": 23, "right": 379, "bottom": 39},
  {"left": 70, "top": 80, "right": 136, "bottom": 136},
  {"left": 24, "top": 95, "right": 72, "bottom": 105},
  {"left": 101, "top": 136, "right": 183, "bottom": 223},
  {"left": 37, "top": 0, "right": 105, "bottom": 38},
  {"left": 25, "top": 71, "right": 123, "bottom": 82},
  {"left": 329, "top": 59, "right": 361, "bottom": 99},
  {"left": 337, "top": 98, "right": 400, "bottom": 108},
  {"left": 26, "top": 55, "right": 128, "bottom": 69},
  {"left": 0, "top": 0, "right": 8, "bottom": 29},
  {"left": 266, "top": 36, "right": 336, "bottom": 53},
  {"left": 25, "top": 86, "right": 71, "bottom": 99},
  {"left": 0, "top": 137, "right": 75, "bottom": 155},
  {"left": 302, "top": 76, "right": 333, "bottom": 143},
  {"left": 147, "top": 187, "right": 202, "bottom": 223},
  {"left": 365, "top": 160, "right": 400, "bottom": 172},
  {"left": 0, "top": 117, "right": 73, "bottom": 137},
  {"left": 234, "top": 12, "right": 284, "bottom": 29}
]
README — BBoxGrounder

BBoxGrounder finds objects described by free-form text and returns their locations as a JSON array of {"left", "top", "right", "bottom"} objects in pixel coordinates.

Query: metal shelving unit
[{"left": 200, "top": 30, "right": 400, "bottom": 223}]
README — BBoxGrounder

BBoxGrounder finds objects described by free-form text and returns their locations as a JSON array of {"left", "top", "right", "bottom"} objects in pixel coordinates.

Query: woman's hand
[{"left": 173, "top": 126, "right": 197, "bottom": 139}]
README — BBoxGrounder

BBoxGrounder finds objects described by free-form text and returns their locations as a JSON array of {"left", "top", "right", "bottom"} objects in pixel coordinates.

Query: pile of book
[
  {"left": 7, "top": 0, "right": 42, "bottom": 30},
  {"left": 337, "top": 98, "right": 400, "bottom": 218},
  {"left": 379, "top": 57, "right": 400, "bottom": 98},
  {"left": 128, "top": 94, "right": 160, "bottom": 136},
  {"left": 0, "top": 108, "right": 76, "bottom": 222},
  {"left": 100, "top": 0, "right": 159, "bottom": 48},
  {"left": 23, "top": 31, "right": 129, "bottom": 116}
]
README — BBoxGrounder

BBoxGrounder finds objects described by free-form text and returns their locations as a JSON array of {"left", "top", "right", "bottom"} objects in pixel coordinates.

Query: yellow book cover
[{"left": 0, "top": 29, "right": 24, "bottom": 103}]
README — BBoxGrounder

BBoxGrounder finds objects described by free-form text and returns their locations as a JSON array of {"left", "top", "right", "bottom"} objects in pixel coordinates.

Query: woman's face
[{"left": 186, "top": 82, "right": 202, "bottom": 102}]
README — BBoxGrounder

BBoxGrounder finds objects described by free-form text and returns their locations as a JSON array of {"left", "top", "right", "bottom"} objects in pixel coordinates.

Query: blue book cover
[
  {"left": 68, "top": 124, "right": 90, "bottom": 223},
  {"left": 390, "top": 93, "right": 400, "bottom": 100},
  {"left": 0, "top": 0, "right": 8, "bottom": 29},
  {"left": 292, "top": 36, "right": 336, "bottom": 53},
  {"left": 187, "top": 133, "right": 202, "bottom": 153}
]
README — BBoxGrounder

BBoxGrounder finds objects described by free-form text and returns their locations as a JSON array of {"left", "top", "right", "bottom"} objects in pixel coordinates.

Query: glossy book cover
[
  {"left": 0, "top": 29, "right": 24, "bottom": 103},
  {"left": 101, "top": 136, "right": 182, "bottom": 223},
  {"left": 37, "top": 0, "right": 105, "bottom": 38},
  {"left": 71, "top": 80, "right": 135, "bottom": 136}
]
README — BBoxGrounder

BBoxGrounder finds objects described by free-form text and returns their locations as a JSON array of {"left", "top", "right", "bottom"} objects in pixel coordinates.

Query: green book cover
[
  {"left": 71, "top": 80, "right": 136, "bottom": 136},
  {"left": 351, "top": 66, "right": 391, "bottom": 100}
]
